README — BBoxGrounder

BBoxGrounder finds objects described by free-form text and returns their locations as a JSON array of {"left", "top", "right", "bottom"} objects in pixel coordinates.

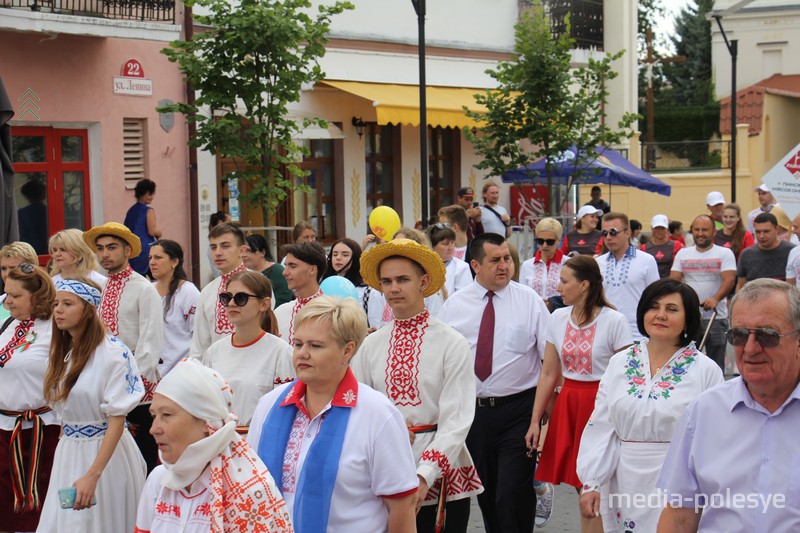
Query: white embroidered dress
[
  {"left": 37, "top": 335, "right": 147, "bottom": 533},
  {"left": 577, "top": 340, "right": 723, "bottom": 533},
  {"left": 352, "top": 310, "right": 483, "bottom": 504},
  {"left": 202, "top": 332, "right": 295, "bottom": 426},
  {"left": 157, "top": 281, "right": 200, "bottom": 376}
]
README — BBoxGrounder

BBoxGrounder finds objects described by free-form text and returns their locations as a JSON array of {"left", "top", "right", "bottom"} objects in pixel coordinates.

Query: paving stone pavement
[{"left": 467, "top": 483, "right": 582, "bottom": 532}]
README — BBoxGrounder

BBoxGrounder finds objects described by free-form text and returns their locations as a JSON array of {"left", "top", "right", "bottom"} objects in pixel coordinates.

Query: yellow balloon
[{"left": 368, "top": 206, "right": 402, "bottom": 241}]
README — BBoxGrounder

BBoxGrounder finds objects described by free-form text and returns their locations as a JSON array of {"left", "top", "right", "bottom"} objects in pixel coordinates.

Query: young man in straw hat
[
  {"left": 84, "top": 221, "right": 163, "bottom": 472},
  {"left": 352, "top": 238, "right": 482, "bottom": 533}
]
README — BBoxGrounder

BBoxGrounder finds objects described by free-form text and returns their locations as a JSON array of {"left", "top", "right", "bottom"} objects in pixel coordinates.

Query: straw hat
[
  {"left": 360, "top": 238, "right": 446, "bottom": 297},
  {"left": 83, "top": 222, "right": 142, "bottom": 259},
  {"left": 769, "top": 204, "right": 792, "bottom": 231}
]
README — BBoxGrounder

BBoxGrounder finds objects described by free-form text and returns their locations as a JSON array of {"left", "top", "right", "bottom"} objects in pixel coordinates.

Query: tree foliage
[
  {"left": 662, "top": 0, "right": 715, "bottom": 106},
  {"left": 160, "top": 0, "right": 353, "bottom": 215},
  {"left": 464, "top": 2, "right": 639, "bottom": 214}
]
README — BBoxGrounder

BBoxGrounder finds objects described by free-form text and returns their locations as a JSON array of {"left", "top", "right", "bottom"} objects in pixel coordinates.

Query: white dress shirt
[{"left": 440, "top": 280, "right": 549, "bottom": 398}]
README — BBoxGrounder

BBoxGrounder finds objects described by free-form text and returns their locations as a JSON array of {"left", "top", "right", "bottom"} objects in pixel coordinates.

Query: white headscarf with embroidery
[{"left": 154, "top": 359, "right": 292, "bottom": 532}]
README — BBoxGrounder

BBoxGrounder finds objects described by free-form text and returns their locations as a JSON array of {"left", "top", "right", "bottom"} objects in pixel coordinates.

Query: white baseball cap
[
  {"left": 706, "top": 191, "right": 725, "bottom": 206},
  {"left": 577, "top": 205, "right": 604, "bottom": 219},
  {"left": 651, "top": 214, "right": 669, "bottom": 228},
  {"left": 755, "top": 183, "right": 770, "bottom": 192}
]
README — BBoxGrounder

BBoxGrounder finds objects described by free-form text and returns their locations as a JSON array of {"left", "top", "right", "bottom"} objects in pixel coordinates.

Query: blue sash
[{"left": 259, "top": 383, "right": 352, "bottom": 533}]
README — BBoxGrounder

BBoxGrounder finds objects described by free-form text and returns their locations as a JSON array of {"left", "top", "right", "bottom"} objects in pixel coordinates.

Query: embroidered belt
[
  {"left": 476, "top": 387, "right": 535, "bottom": 408},
  {"left": 63, "top": 422, "right": 109, "bottom": 439},
  {"left": 0, "top": 406, "right": 52, "bottom": 513},
  {"left": 408, "top": 424, "right": 438, "bottom": 434}
]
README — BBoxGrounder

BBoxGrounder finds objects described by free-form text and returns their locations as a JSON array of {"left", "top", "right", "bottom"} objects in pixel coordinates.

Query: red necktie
[{"left": 475, "top": 290, "right": 495, "bottom": 381}]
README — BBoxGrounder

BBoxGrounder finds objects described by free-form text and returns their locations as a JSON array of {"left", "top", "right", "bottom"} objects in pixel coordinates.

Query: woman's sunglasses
[
  {"left": 535, "top": 238, "right": 557, "bottom": 246},
  {"left": 17, "top": 263, "right": 36, "bottom": 274},
  {"left": 600, "top": 228, "right": 627, "bottom": 237},
  {"left": 218, "top": 292, "right": 259, "bottom": 307},
  {"left": 726, "top": 327, "right": 799, "bottom": 348}
]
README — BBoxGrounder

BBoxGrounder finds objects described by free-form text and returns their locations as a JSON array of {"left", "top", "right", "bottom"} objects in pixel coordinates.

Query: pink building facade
[{"left": 1, "top": 6, "right": 191, "bottom": 268}]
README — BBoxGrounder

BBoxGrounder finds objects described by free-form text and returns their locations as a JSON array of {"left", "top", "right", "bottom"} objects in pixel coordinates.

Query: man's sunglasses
[
  {"left": 535, "top": 238, "right": 557, "bottom": 246},
  {"left": 218, "top": 292, "right": 259, "bottom": 307},
  {"left": 725, "top": 327, "right": 799, "bottom": 348},
  {"left": 601, "top": 228, "right": 627, "bottom": 237}
]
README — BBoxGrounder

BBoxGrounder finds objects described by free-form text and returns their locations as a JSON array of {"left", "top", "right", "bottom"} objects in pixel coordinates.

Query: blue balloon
[{"left": 320, "top": 276, "right": 360, "bottom": 301}]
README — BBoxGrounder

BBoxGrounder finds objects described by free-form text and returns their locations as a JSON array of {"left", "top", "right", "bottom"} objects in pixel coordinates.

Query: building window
[
  {"left": 542, "top": 0, "right": 604, "bottom": 50},
  {"left": 428, "top": 126, "right": 461, "bottom": 217},
  {"left": 123, "top": 118, "right": 147, "bottom": 189},
  {"left": 365, "top": 123, "right": 401, "bottom": 213},
  {"left": 11, "top": 126, "right": 92, "bottom": 258},
  {"left": 294, "top": 139, "right": 336, "bottom": 243}
]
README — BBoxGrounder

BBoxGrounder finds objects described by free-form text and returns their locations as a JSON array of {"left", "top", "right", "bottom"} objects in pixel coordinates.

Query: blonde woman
[
  {"left": 0, "top": 242, "right": 39, "bottom": 323},
  {"left": 48, "top": 229, "right": 107, "bottom": 288}
]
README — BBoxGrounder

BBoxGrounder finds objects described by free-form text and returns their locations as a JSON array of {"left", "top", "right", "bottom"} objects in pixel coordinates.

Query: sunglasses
[
  {"left": 218, "top": 292, "right": 259, "bottom": 307},
  {"left": 432, "top": 222, "right": 451, "bottom": 230},
  {"left": 725, "top": 327, "right": 799, "bottom": 348},
  {"left": 15, "top": 263, "right": 35, "bottom": 274},
  {"left": 535, "top": 238, "right": 557, "bottom": 246},
  {"left": 601, "top": 228, "right": 627, "bottom": 237}
]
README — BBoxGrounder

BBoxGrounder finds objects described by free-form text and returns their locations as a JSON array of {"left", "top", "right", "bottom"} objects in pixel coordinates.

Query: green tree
[
  {"left": 160, "top": 0, "right": 353, "bottom": 217},
  {"left": 465, "top": 2, "right": 638, "bottom": 214},
  {"left": 662, "top": 0, "right": 714, "bottom": 106}
]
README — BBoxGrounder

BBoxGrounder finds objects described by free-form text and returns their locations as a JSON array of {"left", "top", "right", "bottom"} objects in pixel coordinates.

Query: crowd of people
[{"left": 0, "top": 178, "right": 798, "bottom": 533}]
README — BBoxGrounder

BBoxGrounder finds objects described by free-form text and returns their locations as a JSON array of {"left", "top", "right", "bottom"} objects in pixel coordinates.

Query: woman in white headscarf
[{"left": 135, "top": 358, "right": 292, "bottom": 532}]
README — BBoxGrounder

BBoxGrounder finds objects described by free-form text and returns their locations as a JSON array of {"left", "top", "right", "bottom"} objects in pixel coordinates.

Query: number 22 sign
[{"left": 121, "top": 59, "right": 144, "bottom": 79}]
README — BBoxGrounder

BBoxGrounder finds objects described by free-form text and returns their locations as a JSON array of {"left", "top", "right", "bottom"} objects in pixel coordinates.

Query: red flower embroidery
[
  {"left": 385, "top": 310, "right": 429, "bottom": 406},
  {"left": 99, "top": 266, "right": 133, "bottom": 336}
]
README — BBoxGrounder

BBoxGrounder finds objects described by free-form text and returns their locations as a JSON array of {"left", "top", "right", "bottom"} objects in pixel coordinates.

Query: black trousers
[
  {"left": 468, "top": 389, "right": 536, "bottom": 533},
  {"left": 127, "top": 403, "right": 158, "bottom": 473},
  {"left": 416, "top": 497, "right": 471, "bottom": 533}
]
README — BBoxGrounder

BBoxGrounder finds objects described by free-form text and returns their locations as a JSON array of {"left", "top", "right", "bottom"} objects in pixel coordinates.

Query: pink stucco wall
[{"left": 1, "top": 29, "right": 192, "bottom": 269}]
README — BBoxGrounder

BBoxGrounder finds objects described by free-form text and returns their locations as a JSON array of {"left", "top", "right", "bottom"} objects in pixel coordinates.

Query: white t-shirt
[
  {"left": 480, "top": 204, "right": 509, "bottom": 236},
  {"left": 786, "top": 245, "right": 800, "bottom": 286},
  {"left": 202, "top": 331, "right": 294, "bottom": 426},
  {"left": 671, "top": 245, "right": 736, "bottom": 319},
  {"left": 444, "top": 258, "right": 473, "bottom": 296},
  {"left": 546, "top": 306, "right": 632, "bottom": 381},
  {"left": 156, "top": 281, "right": 200, "bottom": 376},
  {"left": 597, "top": 247, "right": 660, "bottom": 342},
  {"left": 247, "top": 375, "right": 419, "bottom": 532}
]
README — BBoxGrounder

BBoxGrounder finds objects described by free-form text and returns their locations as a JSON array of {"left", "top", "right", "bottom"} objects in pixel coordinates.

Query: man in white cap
[
  {"left": 84, "top": 221, "right": 164, "bottom": 472},
  {"left": 748, "top": 183, "right": 777, "bottom": 233},
  {"left": 641, "top": 214, "right": 683, "bottom": 278},
  {"left": 706, "top": 191, "right": 725, "bottom": 231},
  {"left": 353, "top": 238, "right": 482, "bottom": 533}
]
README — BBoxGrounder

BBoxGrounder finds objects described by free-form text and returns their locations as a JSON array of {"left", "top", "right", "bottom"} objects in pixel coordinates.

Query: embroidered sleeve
[
  {"left": 101, "top": 338, "right": 145, "bottom": 417},
  {"left": 416, "top": 334, "right": 475, "bottom": 490},
  {"left": 576, "top": 359, "right": 622, "bottom": 487},
  {"left": 190, "top": 288, "right": 214, "bottom": 359},
  {"left": 136, "top": 284, "right": 165, "bottom": 384},
  {"left": 272, "top": 340, "right": 296, "bottom": 386}
]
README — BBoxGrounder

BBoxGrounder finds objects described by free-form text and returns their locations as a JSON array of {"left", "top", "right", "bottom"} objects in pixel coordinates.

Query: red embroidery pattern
[
  {"left": 155, "top": 500, "right": 181, "bottom": 517},
  {"left": 141, "top": 376, "right": 157, "bottom": 403},
  {"left": 214, "top": 264, "right": 247, "bottom": 335},
  {"left": 381, "top": 302, "right": 394, "bottom": 323},
  {"left": 454, "top": 248, "right": 466, "bottom": 261},
  {"left": 385, "top": 310, "right": 429, "bottom": 406},
  {"left": 426, "top": 465, "right": 483, "bottom": 501},
  {"left": 287, "top": 289, "right": 322, "bottom": 344},
  {"left": 282, "top": 412, "right": 309, "bottom": 493},
  {"left": 195, "top": 502, "right": 211, "bottom": 516},
  {"left": 530, "top": 259, "right": 562, "bottom": 299},
  {"left": 206, "top": 437, "right": 291, "bottom": 532},
  {"left": 420, "top": 448, "right": 451, "bottom": 477},
  {"left": 562, "top": 322, "right": 597, "bottom": 375},
  {"left": 0, "top": 319, "right": 33, "bottom": 368},
  {"left": 99, "top": 266, "right": 133, "bottom": 336}
]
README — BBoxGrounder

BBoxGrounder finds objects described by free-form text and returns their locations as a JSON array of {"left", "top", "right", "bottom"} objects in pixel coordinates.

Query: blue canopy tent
[{"left": 501, "top": 145, "right": 671, "bottom": 196}]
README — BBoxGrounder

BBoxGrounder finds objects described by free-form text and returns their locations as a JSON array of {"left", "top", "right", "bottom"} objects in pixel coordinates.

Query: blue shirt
[{"left": 657, "top": 377, "right": 800, "bottom": 531}]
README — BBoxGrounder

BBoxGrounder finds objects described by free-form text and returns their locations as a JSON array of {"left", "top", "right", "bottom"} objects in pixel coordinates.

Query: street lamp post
[
  {"left": 714, "top": 15, "right": 737, "bottom": 203},
  {"left": 411, "top": 0, "right": 429, "bottom": 227}
]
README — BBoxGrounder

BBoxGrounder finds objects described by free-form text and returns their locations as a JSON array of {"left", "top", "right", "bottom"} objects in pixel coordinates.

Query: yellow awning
[{"left": 319, "top": 80, "right": 487, "bottom": 129}]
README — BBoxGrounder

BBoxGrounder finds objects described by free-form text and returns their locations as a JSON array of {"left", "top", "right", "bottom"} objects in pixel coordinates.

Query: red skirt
[
  {"left": 535, "top": 378, "right": 599, "bottom": 488},
  {"left": 0, "top": 424, "right": 60, "bottom": 530}
]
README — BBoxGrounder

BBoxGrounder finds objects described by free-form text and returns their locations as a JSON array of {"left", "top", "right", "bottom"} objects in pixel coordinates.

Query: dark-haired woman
[
  {"left": 576, "top": 278, "right": 723, "bottom": 533},
  {"left": 0, "top": 265, "right": 59, "bottom": 531},
  {"left": 526, "top": 255, "right": 632, "bottom": 533},
  {"left": 323, "top": 238, "right": 376, "bottom": 310},
  {"left": 149, "top": 240, "right": 200, "bottom": 376},
  {"left": 202, "top": 271, "right": 294, "bottom": 429},
  {"left": 124, "top": 178, "right": 162, "bottom": 275},
  {"left": 244, "top": 234, "right": 292, "bottom": 308},
  {"left": 37, "top": 279, "right": 146, "bottom": 532}
]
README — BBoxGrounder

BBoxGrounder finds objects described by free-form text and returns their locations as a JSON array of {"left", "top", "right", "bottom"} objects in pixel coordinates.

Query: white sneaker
[{"left": 535, "top": 482, "right": 554, "bottom": 527}]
